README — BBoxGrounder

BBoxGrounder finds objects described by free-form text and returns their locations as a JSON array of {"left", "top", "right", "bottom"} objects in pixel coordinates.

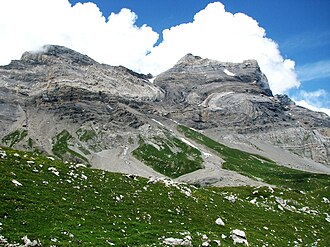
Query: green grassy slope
[
  {"left": 1, "top": 129, "right": 28, "bottom": 148},
  {"left": 51, "top": 130, "right": 89, "bottom": 164},
  {"left": 1, "top": 146, "right": 329, "bottom": 246},
  {"left": 177, "top": 125, "right": 330, "bottom": 191},
  {"left": 133, "top": 134, "right": 203, "bottom": 178}
]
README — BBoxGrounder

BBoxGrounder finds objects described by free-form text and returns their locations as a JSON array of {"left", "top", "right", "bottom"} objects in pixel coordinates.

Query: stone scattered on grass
[
  {"left": 163, "top": 236, "right": 192, "bottom": 246},
  {"left": 147, "top": 177, "right": 192, "bottom": 197},
  {"left": 215, "top": 217, "right": 225, "bottom": 226},
  {"left": 48, "top": 167, "right": 59, "bottom": 176},
  {"left": 325, "top": 213, "right": 330, "bottom": 223},
  {"left": 322, "top": 197, "right": 329, "bottom": 204},
  {"left": 125, "top": 174, "right": 138, "bottom": 180},
  {"left": 249, "top": 198, "right": 257, "bottom": 204},
  {"left": 22, "top": 235, "right": 40, "bottom": 246},
  {"left": 213, "top": 240, "right": 221, "bottom": 246},
  {"left": 0, "top": 150, "right": 7, "bottom": 159},
  {"left": 12, "top": 179, "right": 23, "bottom": 187},
  {"left": 105, "top": 239, "right": 115, "bottom": 245},
  {"left": 231, "top": 229, "right": 248, "bottom": 246},
  {"left": 201, "top": 241, "right": 209, "bottom": 246},
  {"left": 75, "top": 163, "right": 86, "bottom": 168},
  {"left": 225, "top": 194, "right": 237, "bottom": 203},
  {"left": 0, "top": 235, "right": 8, "bottom": 245}
]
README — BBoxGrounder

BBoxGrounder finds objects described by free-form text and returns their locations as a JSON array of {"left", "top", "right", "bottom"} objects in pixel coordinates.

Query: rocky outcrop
[{"left": 0, "top": 45, "right": 163, "bottom": 102}]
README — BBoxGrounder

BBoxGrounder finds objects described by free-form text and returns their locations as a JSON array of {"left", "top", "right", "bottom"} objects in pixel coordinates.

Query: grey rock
[
  {"left": 153, "top": 54, "right": 330, "bottom": 165},
  {"left": 0, "top": 47, "right": 329, "bottom": 179}
]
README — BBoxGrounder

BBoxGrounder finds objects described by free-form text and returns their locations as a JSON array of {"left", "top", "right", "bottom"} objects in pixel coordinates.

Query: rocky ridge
[
  {"left": 0, "top": 45, "right": 329, "bottom": 186},
  {"left": 154, "top": 54, "right": 330, "bottom": 165}
]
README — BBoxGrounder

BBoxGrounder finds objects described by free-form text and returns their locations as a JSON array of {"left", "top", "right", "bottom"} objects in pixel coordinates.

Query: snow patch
[
  {"left": 152, "top": 118, "right": 165, "bottom": 127},
  {"left": 180, "top": 137, "right": 198, "bottom": 150},
  {"left": 223, "top": 68, "right": 235, "bottom": 76},
  {"left": 180, "top": 137, "right": 211, "bottom": 156}
]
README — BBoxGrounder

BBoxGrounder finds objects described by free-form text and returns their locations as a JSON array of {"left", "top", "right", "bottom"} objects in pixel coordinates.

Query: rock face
[
  {"left": 0, "top": 45, "right": 329, "bottom": 179},
  {"left": 0, "top": 45, "right": 163, "bottom": 167},
  {"left": 154, "top": 54, "right": 330, "bottom": 165}
]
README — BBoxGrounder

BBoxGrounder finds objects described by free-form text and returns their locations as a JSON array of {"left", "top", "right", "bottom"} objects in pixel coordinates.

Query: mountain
[
  {"left": 0, "top": 45, "right": 329, "bottom": 184},
  {"left": 154, "top": 53, "right": 330, "bottom": 166}
]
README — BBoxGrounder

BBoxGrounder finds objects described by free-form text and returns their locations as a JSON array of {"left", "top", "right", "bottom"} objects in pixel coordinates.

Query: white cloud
[
  {"left": 298, "top": 89, "right": 327, "bottom": 99},
  {"left": 140, "top": 2, "right": 299, "bottom": 94},
  {"left": 0, "top": 1, "right": 299, "bottom": 94},
  {"left": 295, "top": 100, "right": 330, "bottom": 116},
  {"left": 292, "top": 89, "right": 330, "bottom": 116},
  {"left": 296, "top": 60, "right": 330, "bottom": 82},
  {"left": 0, "top": 0, "right": 158, "bottom": 69}
]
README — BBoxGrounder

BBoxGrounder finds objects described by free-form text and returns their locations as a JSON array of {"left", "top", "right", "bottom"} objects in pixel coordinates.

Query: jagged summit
[
  {"left": 0, "top": 44, "right": 162, "bottom": 102},
  {"left": 175, "top": 53, "right": 203, "bottom": 65},
  {"left": 20, "top": 45, "right": 96, "bottom": 66},
  {"left": 157, "top": 53, "right": 272, "bottom": 96},
  {"left": 175, "top": 53, "right": 259, "bottom": 69}
]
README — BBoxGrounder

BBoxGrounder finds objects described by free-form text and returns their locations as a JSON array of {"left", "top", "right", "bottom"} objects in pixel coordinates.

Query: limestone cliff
[{"left": 0, "top": 46, "right": 329, "bottom": 178}]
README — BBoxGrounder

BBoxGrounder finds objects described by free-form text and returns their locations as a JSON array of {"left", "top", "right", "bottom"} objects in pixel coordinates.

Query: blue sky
[
  {"left": 67, "top": 0, "right": 330, "bottom": 63},
  {"left": 68, "top": 0, "right": 330, "bottom": 113},
  {"left": 1, "top": 0, "right": 329, "bottom": 114}
]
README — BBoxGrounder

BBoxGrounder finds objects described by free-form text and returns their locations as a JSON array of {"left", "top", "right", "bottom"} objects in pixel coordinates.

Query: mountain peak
[
  {"left": 157, "top": 53, "right": 272, "bottom": 96},
  {"left": 175, "top": 54, "right": 259, "bottom": 69},
  {"left": 20, "top": 45, "right": 96, "bottom": 66},
  {"left": 175, "top": 53, "right": 203, "bottom": 65}
]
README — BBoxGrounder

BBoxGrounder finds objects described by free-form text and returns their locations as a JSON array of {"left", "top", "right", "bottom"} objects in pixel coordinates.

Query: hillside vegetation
[
  {"left": 1, "top": 142, "right": 329, "bottom": 246},
  {"left": 133, "top": 134, "right": 203, "bottom": 178},
  {"left": 177, "top": 125, "right": 330, "bottom": 191}
]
